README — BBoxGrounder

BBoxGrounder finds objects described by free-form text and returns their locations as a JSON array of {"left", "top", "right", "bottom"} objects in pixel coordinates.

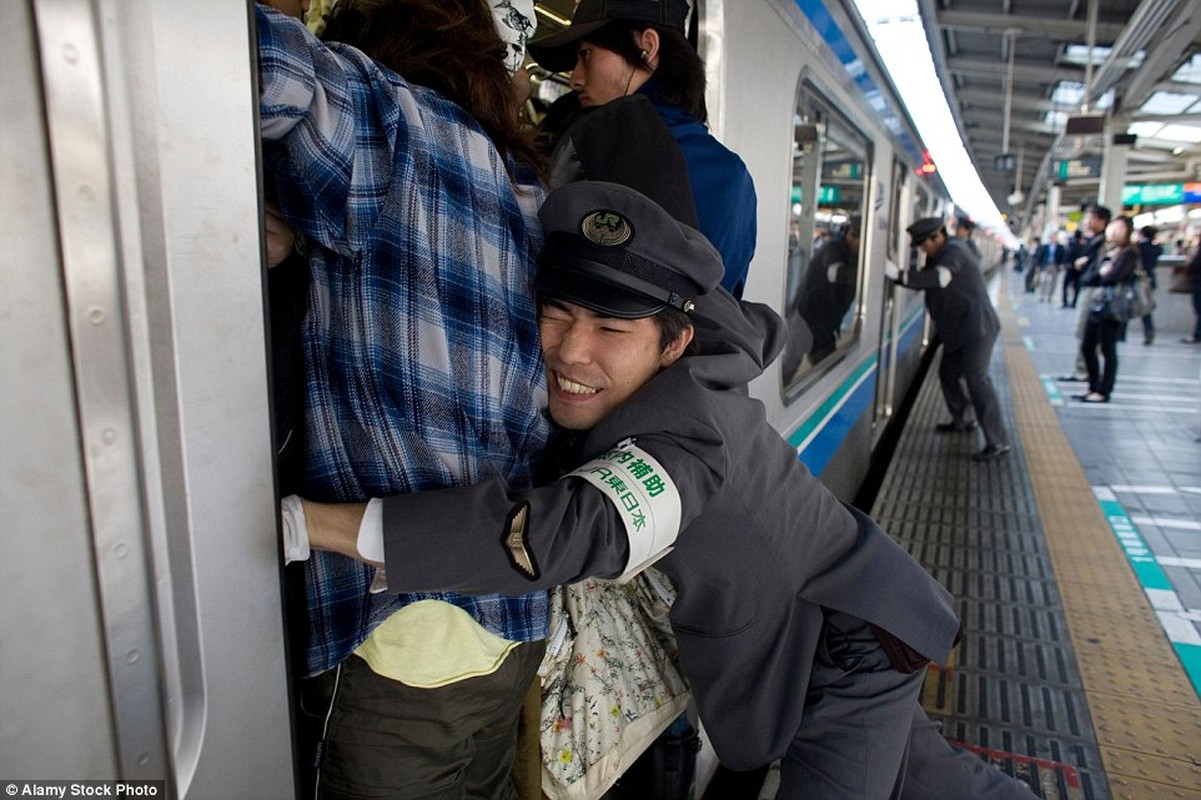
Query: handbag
[
  {"left": 539, "top": 570, "right": 691, "bottom": 800},
  {"left": 1169, "top": 263, "right": 1192, "bottom": 294},
  {"left": 1090, "top": 269, "right": 1154, "bottom": 323}
]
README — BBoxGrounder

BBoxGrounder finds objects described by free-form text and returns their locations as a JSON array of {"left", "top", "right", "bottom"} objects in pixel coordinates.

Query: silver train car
[{"left": 2, "top": 0, "right": 1000, "bottom": 796}]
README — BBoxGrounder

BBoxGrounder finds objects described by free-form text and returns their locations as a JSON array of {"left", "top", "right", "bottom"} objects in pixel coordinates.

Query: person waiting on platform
[
  {"left": 886, "top": 218, "right": 1011, "bottom": 462},
  {"left": 283, "top": 181, "right": 1036, "bottom": 800},
  {"left": 1136, "top": 225, "right": 1162, "bottom": 345},
  {"left": 1059, "top": 204, "right": 1112, "bottom": 383},
  {"left": 528, "top": 0, "right": 757, "bottom": 298},
  {"left": 1075, "top": 215, "right": 1141, "bottom": 403},
  {"left": 1185, "top": 242, "right": 1201, "bottom": 344}
]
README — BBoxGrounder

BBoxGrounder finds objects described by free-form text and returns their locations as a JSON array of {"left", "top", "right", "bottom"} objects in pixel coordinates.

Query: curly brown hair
[{"left": 322, "top": 0, "right": 545, "bottom": 182}]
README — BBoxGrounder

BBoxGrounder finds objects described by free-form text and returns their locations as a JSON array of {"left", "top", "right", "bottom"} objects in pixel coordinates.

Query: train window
[
  {"left": 887, "top": 159, "right": 906, "bottom": 262},
  {"left": 781, "top": 79, "right": 872, "bottom": 395}
]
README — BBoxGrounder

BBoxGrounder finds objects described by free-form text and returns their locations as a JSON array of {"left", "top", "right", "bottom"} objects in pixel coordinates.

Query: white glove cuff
[{"left": 281, "top": 494, "right": 310, "bottom": 564}]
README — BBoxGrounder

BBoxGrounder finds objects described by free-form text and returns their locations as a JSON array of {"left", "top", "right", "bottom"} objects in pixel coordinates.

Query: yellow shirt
[{"left": 354, "top": 599, "right": 517, "bottom": 688}]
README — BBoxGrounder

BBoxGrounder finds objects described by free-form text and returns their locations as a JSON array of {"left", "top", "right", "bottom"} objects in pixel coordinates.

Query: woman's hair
[
  {"left": 1108, "top": 215, "right": 1134, "bottom": 245},
  {"left": 322, "top": 0, "right": 545, "bottom": 180},
  {"left": 583, "top": 21, "right": 708, "bottom": 123}
]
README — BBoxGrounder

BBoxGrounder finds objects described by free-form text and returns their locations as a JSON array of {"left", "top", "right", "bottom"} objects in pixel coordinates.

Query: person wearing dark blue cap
[
  {"left": 529, "top": 0, "right": 758, "bottom": 298},
  {"left": 287, "top": 182, "right": 1035, "bottom": 799},
  {"left": 887, "top": 217, "right": 1011, "bottom": 461}
]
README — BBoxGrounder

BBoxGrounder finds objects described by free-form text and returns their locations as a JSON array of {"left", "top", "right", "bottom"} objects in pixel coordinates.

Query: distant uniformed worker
[
  {"left": 886, "top": 217, "right": 1011, "bottom": 462},
  {"left": 955, "top": 215, "right": 981, "bottom": 260},
  {"left": 287, "top": 182, "right": 1035, "bottom": 798}
]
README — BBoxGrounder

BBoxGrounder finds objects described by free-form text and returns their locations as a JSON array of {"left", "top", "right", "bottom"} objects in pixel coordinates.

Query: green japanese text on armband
[{"left": 567, "top": 440, "right": 682, "bottom": 581}]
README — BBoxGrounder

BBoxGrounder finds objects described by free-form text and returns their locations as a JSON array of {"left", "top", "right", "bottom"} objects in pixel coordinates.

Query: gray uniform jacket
[
  {"left": 904, "top": 238, "right": 1000, "bottom": 352},
  {"left": 378, "top": 289, "right": 960, "bottom": 769}
]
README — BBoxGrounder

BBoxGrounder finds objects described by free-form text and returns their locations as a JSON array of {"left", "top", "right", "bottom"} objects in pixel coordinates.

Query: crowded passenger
[
  {"left": 886, "top": 217, "right": 1012, "bottom": 462},
  {"left": 284, "top": 180, "right": 1036, "bottom": 800},
  {"left": 1075, "top": 215, "right": 1141, "bottom": 403},
  {"left": 528, "top": 0, "right": 758, "bottom": 297},
  {"left": 255, "top": 2, "right": 551, "bottom": 797}
]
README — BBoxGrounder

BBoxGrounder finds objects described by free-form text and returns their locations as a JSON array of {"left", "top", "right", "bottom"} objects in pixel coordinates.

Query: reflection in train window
[{"left": 781, "top": 80, "right": 872, "bottom": 394}]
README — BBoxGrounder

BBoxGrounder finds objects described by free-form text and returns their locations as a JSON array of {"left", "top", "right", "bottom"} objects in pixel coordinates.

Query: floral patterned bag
[{"left": 539, "top": 569, "right": 691, "bottom": 800}]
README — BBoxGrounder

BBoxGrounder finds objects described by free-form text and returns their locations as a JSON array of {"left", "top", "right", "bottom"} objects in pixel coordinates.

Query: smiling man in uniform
[{"left": 284, "top": 182, "right": 1033, "bottom": 799}]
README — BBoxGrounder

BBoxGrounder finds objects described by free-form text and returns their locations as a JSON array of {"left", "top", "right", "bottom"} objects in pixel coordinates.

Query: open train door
[{"left": 2, "top": 2, "right": 294, "bottom": 796}]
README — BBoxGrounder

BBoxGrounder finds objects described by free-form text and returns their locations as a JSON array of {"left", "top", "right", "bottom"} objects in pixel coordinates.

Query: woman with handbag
[{"left": 1076, "top": 215, "right": 1141, "bottom": 403}]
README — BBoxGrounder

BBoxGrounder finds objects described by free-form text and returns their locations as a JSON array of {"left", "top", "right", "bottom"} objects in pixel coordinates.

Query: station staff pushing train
[
  {"left": 286, "top": 182, "right": 1034, "bottom": 798},
  {"left": 886, "top": 217, "right": 1011, "bottom": 462}
]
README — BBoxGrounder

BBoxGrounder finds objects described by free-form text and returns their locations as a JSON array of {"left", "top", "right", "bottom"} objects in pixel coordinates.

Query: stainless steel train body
[{"left": 1, "top": 0, "right": 999, "bottom": 795}]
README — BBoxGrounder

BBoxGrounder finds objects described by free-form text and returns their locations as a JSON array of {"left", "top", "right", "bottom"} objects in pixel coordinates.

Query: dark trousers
[
  {"left": 778, "top": 611, "right": 1032, "bottom": 799},
  {"left": 1082, "top": 317, "right": 1122, "bottom": 397},
  {"left": 302, "top": 643, "right": 545, "bottom": 800},
  {"left": 1062, "top": 268, "right": 1081, "bottom": 307},
  {"left": 1192, "top": 288, "right": 1201, "bottom": 339},
  {"left": 938, "top": 333, "right": 1008, "bottom": 448}
]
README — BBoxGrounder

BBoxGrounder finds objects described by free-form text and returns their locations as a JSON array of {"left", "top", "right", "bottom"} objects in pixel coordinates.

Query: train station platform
[{"left": 869, "top": 266, "right": 1201, "bottom": 799}]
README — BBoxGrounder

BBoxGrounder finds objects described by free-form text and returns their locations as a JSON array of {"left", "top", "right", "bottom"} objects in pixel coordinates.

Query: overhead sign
[
  {"left": 1121, "top": 183, "right": 1201, "bottom": 205},
  {"left": 791, "top": 185, "right": 842, "bottom": 204},
  {"left": 1057, "top": 158, "right": 1102, "bottom": 180},
  {"left": 823, "top": 160, "right": 862, "bottom": 180}
]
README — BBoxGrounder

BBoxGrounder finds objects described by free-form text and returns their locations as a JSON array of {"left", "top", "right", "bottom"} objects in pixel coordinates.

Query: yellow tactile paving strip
[{"left": 998, "top": 280, "right": 1201, "bottom": 798}]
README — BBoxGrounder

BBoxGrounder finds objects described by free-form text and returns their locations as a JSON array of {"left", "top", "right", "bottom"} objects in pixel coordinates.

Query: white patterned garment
[
  {"left": 490, "top": 0, "right": 537, "bottom": 74},
  {"left": 539, "top": 570, "right": 692, "bottom": 800}
]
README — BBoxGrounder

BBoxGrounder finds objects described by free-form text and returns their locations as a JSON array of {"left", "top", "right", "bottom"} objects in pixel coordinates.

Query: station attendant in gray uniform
[
  {"left": 287, "top": 183, "right": 1033, "bottom": 799},
  {"left": 886, "top": 217, "right": 1011, "bottom": 462}
]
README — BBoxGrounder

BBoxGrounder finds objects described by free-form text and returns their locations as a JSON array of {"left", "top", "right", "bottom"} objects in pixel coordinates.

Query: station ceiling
[{"left": 924, "top": 0, "right": 1201, "bottom": 228}]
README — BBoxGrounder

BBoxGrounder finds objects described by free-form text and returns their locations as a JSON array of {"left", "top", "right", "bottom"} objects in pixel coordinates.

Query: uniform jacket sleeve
[
  {"left": 378, "top": 423, "right": 726, "bottom": 595},
  {"left": 903, "top": 242, "right": 973, "bottom": 290}
]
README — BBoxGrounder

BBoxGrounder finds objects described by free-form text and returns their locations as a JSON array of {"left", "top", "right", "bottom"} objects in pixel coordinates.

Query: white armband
[
  {"left": 935, "top": 265, "right": 953, "bottom": 287},
  {"left": 567, "top": 439, "right": 682, "bottom": 582}
]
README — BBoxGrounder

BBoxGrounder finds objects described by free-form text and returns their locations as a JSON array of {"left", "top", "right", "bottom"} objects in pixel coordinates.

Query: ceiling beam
[
  {"left": 946, "top": 56, "right": 1083, "bottom": 84},
  {"left": 934, "top": 9, "right": 1126, "bottom": 41},
  {"left": 1117, "top": 3, "right": 1201, "bottom": 105}
]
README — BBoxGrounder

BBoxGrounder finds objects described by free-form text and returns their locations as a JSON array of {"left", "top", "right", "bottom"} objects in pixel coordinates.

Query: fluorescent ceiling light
[
  {"left": 853, "top": 0, "right": 1012, "bottom": 242},
  {"left": 1139, "top": 91, "right": 1200, "bottom": 116},
  {"left": 1060, "top": 44, "right": 1143, "bottom": 69},
  {"left": 1172, "top": 53, "right": 1201, "bottom": 85}
]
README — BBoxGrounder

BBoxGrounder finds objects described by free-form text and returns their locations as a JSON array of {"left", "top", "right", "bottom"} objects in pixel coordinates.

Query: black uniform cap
[
  {"left": 536, "top": 181, "right": 723, "bottom": 319},
  {"left": 528, "top": 0, "right": 690, "bottom": 73},
  {"left": 907, "top": 216, "right": 945, "bottom": 245},
  {"left": 955, "top": 216, "right": 974, "bottom": 231}
]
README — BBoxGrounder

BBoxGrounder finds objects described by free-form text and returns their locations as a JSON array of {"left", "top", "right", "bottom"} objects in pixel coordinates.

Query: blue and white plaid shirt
[{"left": 257, "top": 7, "right": 551, "bottom": 677}]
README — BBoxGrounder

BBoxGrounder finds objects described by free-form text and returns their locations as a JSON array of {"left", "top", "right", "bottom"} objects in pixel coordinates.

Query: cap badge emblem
[{"left": 581, "top": 210, "right": 632, "bottom": 246}]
